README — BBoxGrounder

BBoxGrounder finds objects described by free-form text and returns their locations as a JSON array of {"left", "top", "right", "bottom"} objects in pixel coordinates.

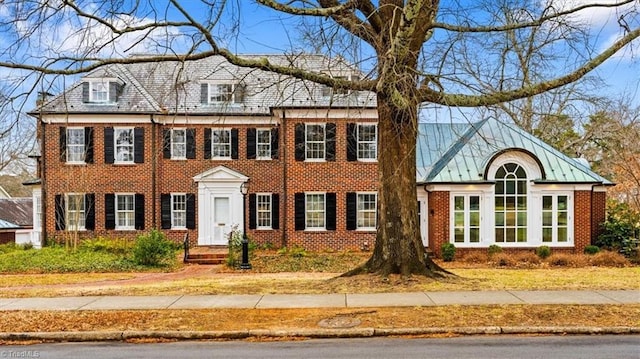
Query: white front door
[{"left": 212, "top": 196, "right": 231, "bottom": 245}]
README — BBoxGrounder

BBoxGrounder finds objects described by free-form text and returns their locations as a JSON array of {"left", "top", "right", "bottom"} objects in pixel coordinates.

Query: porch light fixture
[{"left": 240, "top": 181, "right": 252, "bottom": 270}]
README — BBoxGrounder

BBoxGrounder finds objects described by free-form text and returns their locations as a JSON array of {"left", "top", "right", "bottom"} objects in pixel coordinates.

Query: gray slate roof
[
  {"left": 0, "top": 198, "right": 33, "bottom": 228},
  {"left": 417, "top": 118, "right": 613, "bottom": 185},
  {"left": 38, "top": 54, "right": 376, "bottom": 115}
]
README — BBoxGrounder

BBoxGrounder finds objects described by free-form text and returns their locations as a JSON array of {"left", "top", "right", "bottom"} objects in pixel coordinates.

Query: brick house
[{"left": 29, "top": 55, "right": 611, "bottom": 256}]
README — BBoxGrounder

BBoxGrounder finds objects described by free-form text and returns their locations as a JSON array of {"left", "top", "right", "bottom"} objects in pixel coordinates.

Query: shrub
[
  {"left": 535, "top": 246, "right": 551, "bottom": 259},
  {"left": 512, "top": 252, "right": 541, "bottom": 267},
  {"left": 441, "top": 243, "right": 456, "bottom": 262},
  {"left": 489, "top": 253, "right": 515, "bottom": 267},
  {"left": 80, "top": 237, "right": 132, "bottom": 255},
  {"left": 226, "top": 227, "right": 243, "bottom": 268},
  {"left": 597, "top": 200, "right": 640, "bottom": 254},
  {"left": 584, "top": 245, "right": 600, "bottom": 255},
  {"left": 547, "top": 253, "right": 588, "bottom": 267},
  {"left": 461, "top": 252, "right": 489, "bottom": 264},
  {"left": 588, "top": 251, "right": 629, "bottom": 267},
  {"left": 132, "top": 229, "right": 178, "bottom": 267},
  {"left": 487, "top": 244, "right": 503, "bottom": 257},
  {"left": 0, "top": 243, "right": 17, "bottom": 254}
]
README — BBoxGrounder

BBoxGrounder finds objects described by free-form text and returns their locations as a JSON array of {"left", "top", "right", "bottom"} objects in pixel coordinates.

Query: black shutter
[
  {"left": 84, "top": 127, "right": 94, "bottom": 163},
  {"left": 294, "top": 193, "right": 305, "bottom": 231},
  {"left": 135, "top": 194, "right": 145, "bottom": 230},
  {"left": 186, "top": 128, "right": 196, "bottom": 159},
  {"left": 109, "top": 82, "right": 118, "bottom": 102},
  {"left": 200, "top": 83, "right": 208, "bottom": 104},
  {"left": 104, "top": 127, "right": 114, "bottom": 164},
  {"left": 248, "top": 193, "right": 257, "bottom": 229},
  {"left": 272, "top": 193, "right": 280, "bottom": 230},
  {"left": 246, "top": 128, "right": 256, "bottom": 159},
  {"left": 85, "top": 193, "right": 95, "bottom": 230},
  {"left": 271, "top": 128, "right": 279, "bottom": 159},
  {"left": 231, "top": 128, "right": 239, "bottom": 159},
  {"left": 346, "top": 123, "right": 357, "bottom": 162},
  {"left": 55, "top": 194, "right": 65, "bottom": 230},
  {"left": 161, "top": 194, "right": 171, "bottom": 229},
  {"left": 162, "top": 129, "right": 171, "bottom": 159},
  {"left": 346, "top": 192, "right": 357, "bottom": 230},
  {"left": 186, "top": 194, "right": 196, "bottom": 229},
  {"left": 204, "top": 128, "right": 212, "bottom": 159},
  {"left": 59, "top": 127, "right": 66, "bottom": 162},
  {"left": 326, "top": 193, "right": 337, "bottom": 230},
  {"left": 134, "top": 127, "right": 144, "bottom": 163},
  {"left": 326, "top": 123, "right": 336, "bottom": 161},
  {"left": 82, "top": 82, "right": 89, "bottom": 103},
  {"left": 294, "top": 123, "right": 305, "bottom": 161},
  {"left": 105, "top": 194, "right": 115, "bottom": 229}
]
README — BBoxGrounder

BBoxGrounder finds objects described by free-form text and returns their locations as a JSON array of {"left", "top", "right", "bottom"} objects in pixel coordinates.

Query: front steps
[{"left": 184, "top": 246, "right": 227, "bottom": 265}]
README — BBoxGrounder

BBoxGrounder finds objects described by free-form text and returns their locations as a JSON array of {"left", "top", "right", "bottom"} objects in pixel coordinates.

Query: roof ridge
[{"left": 425, "top": 119, "right": 488, "bottom": 182}]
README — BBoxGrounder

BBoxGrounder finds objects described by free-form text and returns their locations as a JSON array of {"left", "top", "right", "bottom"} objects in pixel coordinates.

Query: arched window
[{"left": 494, "top": 163, "right": 527, "bottom": 243}]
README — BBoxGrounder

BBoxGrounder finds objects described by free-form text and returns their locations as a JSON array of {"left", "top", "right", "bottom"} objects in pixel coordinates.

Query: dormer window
[
  {"left": 82, "top": 79, "right": 123, "bottom": 104},
  {"left": 322, "top": 73, "right": 360, "bottom": 97},
  {"left": 201, "top": 82, "right": 245, "bottom": 104}
]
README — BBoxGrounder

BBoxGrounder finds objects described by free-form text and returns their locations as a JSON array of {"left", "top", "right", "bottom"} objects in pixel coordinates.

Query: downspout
[
  {"left": 151, "top": 114, "right": 157, "bottom": 229},
  {"left": 281, "top": 110, "right": 287, "bottom": 248},
  {"left": 40, "top": 117, "right": 47, "bottom": 246}
]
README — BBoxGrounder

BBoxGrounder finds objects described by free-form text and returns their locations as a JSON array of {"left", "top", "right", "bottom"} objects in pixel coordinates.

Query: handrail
[{"left": 183, "top": 232, "right": 190, "bottom": 263}]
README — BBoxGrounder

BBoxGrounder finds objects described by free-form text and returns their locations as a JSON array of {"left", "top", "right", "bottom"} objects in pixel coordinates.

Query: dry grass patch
[
  {"left": 1, "top": 305, "right": 638, "bottom": 334},
  {"left": 0, "top": 273, "right": 137, "bottom": 287}
]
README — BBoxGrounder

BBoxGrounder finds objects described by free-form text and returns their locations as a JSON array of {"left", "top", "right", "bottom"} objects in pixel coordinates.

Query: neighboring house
[
  {"left": 28, "top": 55, "right": 610, "bottom": 256},
  {"left": 0, "top": 197, "right": 37, "bottom": 247}
]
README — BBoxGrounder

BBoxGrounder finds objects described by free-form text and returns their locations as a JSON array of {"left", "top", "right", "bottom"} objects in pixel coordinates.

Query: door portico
[{"left": 193, "top": 166, "right": 249, "bottom": 246}]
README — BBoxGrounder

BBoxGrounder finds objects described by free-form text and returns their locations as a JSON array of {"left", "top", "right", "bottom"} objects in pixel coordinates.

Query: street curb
[{"left": 1, "top": 327, "right": 638, "bottom": 343}]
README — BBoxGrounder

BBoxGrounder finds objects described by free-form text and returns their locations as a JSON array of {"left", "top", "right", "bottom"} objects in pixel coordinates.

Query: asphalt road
[{"left": 2, "top": 335, "right": 638, "bottom": 359}]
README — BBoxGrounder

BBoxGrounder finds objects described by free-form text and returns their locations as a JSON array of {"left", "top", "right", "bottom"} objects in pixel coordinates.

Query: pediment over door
[{"left": 193, "top": 165, "right": 249, "bottom": 183}]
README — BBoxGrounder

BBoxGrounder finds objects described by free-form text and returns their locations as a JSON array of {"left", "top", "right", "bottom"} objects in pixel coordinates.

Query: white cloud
[{"left": 550, "top": 0, "right": 637, "bottom": 28}]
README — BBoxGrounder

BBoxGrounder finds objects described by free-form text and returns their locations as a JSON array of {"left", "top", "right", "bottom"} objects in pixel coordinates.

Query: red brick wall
[
  {"left": 427, "top": 191, "right": 449, "bottom": 257},
  {"left": 282, "top": 118, "right": 378, "bottom": 251},
  {"left": 574, "top": 190, "right": 592, "bottom": 253},
  {"left": 591, "top": 191, "right": 607, "bottom": 244}
]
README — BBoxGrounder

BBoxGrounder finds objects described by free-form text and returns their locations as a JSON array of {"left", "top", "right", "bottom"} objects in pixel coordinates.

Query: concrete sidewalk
[{"left": 1, "top": 290, "right": 638, "bottom": 311}]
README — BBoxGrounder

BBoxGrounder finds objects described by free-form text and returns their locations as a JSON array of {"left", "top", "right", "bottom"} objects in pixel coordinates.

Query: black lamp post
[{"left": 239, "top": 182, "right": 252, "bottom": 270}]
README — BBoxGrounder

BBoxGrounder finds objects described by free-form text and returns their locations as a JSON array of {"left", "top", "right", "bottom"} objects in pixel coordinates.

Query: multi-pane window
[
  {"left": 116, "top": 194, "right": 135, "bottom": 230},
  {"left": 257, "top": 194, "right": 272, "bottom": 229},
  {"left": 305, "top": 124, "right": 325, "bottom": 160},
  {"left": 306, "top": 193, "right": 325, "bottom": 229},
  {"left": 172, "top": 194, "right": 187, "bottom": 229},
  {"left": 66, "top": 194, "right": 85, "bottom": 231},
  {"left": 357, "top": 124, "right": 377, "bottom": 160},
  {"left": 115, "top": 128, "right": 134, "bottom": 163},
  {"left": 66, "top": 128, "right": 85, "bottom": 162},
  {"left": 495, "top": 163, "right": 528, "bottom": 243},
  {"left": 209, "top": 84, "right": 233, "bottom": 103},
  {"left": 90, "top": 81, "right": 109, "bottom": 102},
  {"left": 542, "top": 195, "right": 570, "bottom": 243},
  {"left": 171, "top": 129, "right": 186, "bottom": 159},
  {"left": 357, "top": 193, "right": 377, "bottom": 229},
  {"left": 211, "top": 129, "right": 231, "bottom": 159},
  {"left": 453, "top": 195, "right": 480, "bottom": 244},
  {"left": 257, "top": 129, "right": 271, "bottom": 159}
]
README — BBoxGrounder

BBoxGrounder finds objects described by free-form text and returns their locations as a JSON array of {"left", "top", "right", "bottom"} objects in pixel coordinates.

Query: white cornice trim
[{"left": 274, "top": 108, "right": 378, "bottom": 119}]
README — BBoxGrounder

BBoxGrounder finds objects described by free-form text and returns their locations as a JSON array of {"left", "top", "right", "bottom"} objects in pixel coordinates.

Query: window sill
[
  {"left": 170, "top": 157, "right": 187, "bottom": 161},
  {"left": 356, "top": 228, "right": 376, "bottom": 232},
  {"left": 304, "top": 228, "right": 327, "bottom": 232},
  {"left": 304, "top": 159, "right": 326, "bottom": 163},
  {"left": 256, "top": 157, "right": 272, "bottom": 161},
  {"left": 357, "top": 159, "right": 378, "bottom": 163},
  {"left": 114, "top": 227, "right": 136, "bottom": 231},
  {"left": 65, "top": 162, "right": 87, "bottom": 166},
  {"left": 211, "top": 157, "right": 232, "bottom": 161},
  {"left": 256, "top": 227, "right": 273, "bottom": 231},
  {"left": 170, "top": 227, "right": 188, "bottom": 231},
  {"left": 113, "top": 162, "right": 136, "bottom": 166}
]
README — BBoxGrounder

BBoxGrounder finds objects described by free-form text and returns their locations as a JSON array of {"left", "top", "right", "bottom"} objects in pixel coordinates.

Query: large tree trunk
[{"left": 346, "top": 90, "right": 450, "bottom": 278}]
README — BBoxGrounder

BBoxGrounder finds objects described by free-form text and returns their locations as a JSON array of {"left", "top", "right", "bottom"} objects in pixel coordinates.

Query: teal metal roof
[{"left": 416, "top": 118, "right": 613, "bottom": 185}]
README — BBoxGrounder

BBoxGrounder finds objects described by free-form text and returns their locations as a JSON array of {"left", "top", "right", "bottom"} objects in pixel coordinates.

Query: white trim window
[
  {"left": 257, "top": 129, "right": 271, "bottom": 159},
  {"left": 357, "top": 124, "right": 377, "bottom": 161},
  {"left": 114, "top": 128, "right": 134, "bottom": 164},
  {"left": 171, "top": 129, "right": 186, "bottom": 159},
  {"left": 66, "top": 127, "right": 85, "bottom": 163},
  {"left": 257, "top": 194, "right": 272, "bottom": 229},
  {"left": 172, "top": 194, "right": 187, "bottom": 229},
  {"left": 305, "top": 124, "right": 325, "bottom": 160},
  {"left": 494, "top": 163, "right": 528, "bottom": 243},
  {"left": 542, "top": 194, "right": 573, "bottom": 244},
  {"left": 357, "top": 193, "right": 377, "bottom": 230},
  {"left": 211, "top": 129, "right": 231, "bottom": 159},
  {"left": 306, "top": 193, "right": 326, "bottom": 229},
  {"left": 116, "top": 194, "right": 135, "bottom": 230},
  {"left": 209, "top": 83, "right": 233, "bottom": 103},
  {"left": 66, "top": 193, "right": 85, "bottom": 231},
  {"left": 90, "top": 81, "right": 109, "bottom": 102},
  {"left": 452, "top": 194, "right": 481, "bottom": 244}
]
